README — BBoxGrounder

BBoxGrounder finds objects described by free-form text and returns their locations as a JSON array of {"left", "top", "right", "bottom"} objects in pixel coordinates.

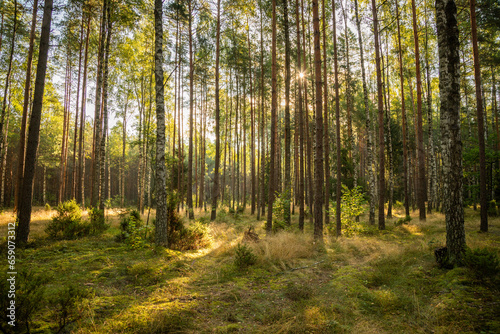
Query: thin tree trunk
[
  {"left": 322, "top": 0, "right": 330, "bottom": 229},
  {"left": 284, "top": 0, "right": 292, "bottom": 225},
  {"left": 332, "top": 0, "right": 341, "bottom": 236},
  {"left": 372, "top": 0, "right": 385, "bottom": 229},
  {"left": 354, "top": 0, "right": 375, "bottom": 224},
  {"left": 187, "top": 0, "right": 194, "bottom": 219},
  {"left": 411, "top": 0, "right": 427, "bottom": 220},
  {"left": 267, "top": 0, "right": 278, "bottom": 234},
  {"left": 154, "top": 0, "right": 168, "bottom": 246},
  {"left": 15, "top": 0, "right": 37, "bottom": 211},
  {"left": 313, "top": 0, "right": 324, "bottom": 240},
  {"left": 470, "top": 0, "right": 488, "bottom": 231},
  {"left": 91, "top": 0, "right": 108, "bottom": 207},
  {"left": 296, "top": 0, "right": 305, "bottom": 231},
  {"left": 17, "top": 0, "right": 53, "bottom": 244},
  {"left": 210, "top": 0, "right": 220, "bottom": 221}
]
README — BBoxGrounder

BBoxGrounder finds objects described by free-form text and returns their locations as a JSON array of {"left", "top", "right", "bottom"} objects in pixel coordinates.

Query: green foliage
[
  {"left": 234, "top": 243, "right": 256, "bottom": 269},
  {"left": 50, "top": 284, "right": 90, "bottom": 333},
  {"left": 45, "top": 201, "right": 108, "bottom": 240},
  {"left": 0, "top": 270, "right": 47, "bottom": 334},
  {"left": 166, "top": 195, "right": 211, "bottom": 251},
  {"left": 329, "top": 185, "right": 366, "bottom": 237},
  {"left": 272, "top": 190, "right": 291, "bottom": 232},
  {"left": 88, "top": 208, "right": 109, "bottom": 235},
  {"left": 45, "top": 203, "right": 51, "bottom": 211},
  {"left": 105, "top": 195, "right": 124, "bottom": 209},
  {"left": 117, "top": 210, "right": 150, "bottom": 249},
  {"left": 463, "top": 248, "right": 500, "bottom": 279},
  {"left": 395, "top": 215, "right": 412, "bottom": 226},
  {"left": 45, "top": 200, "right": 83, "bottom": 239}
]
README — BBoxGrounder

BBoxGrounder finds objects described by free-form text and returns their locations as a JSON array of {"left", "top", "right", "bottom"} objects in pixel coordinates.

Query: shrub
[
  {"left": 88, "top": 207, "right": 108, "bottom": 235},
  {"left": 395, "top": 215, "right": 412, "bottom": 226},
  {"left": 50, "top": 284, "right": 90, "bottom": 333},
  {"left": 45, "top": 203, "right": 51, "bottom": 211},
  {"left": 329, "top": 185, "right": 365, "bottom": 237},
  {"left": 45, "top": 201, "right": 108, "bottom": 240},
  {"left": 272, "top": 190, "right": 291, "bottom": 232},
  {"left": 117, "top": 210, "right": 149, "bottom": 249},
  {"left": 45, "top": 200, "right": 83, "bottom": 239},
  {"left": 463, "top": 248, "right": 500, "bottom": 279},
  {"left": 234, "top": 243, "right": 256, "bottom": 269}
]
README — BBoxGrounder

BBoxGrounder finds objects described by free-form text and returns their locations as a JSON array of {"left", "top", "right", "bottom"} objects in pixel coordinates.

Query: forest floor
[{"left": 1, "top": 205, "right": 500, "bottom": 333}]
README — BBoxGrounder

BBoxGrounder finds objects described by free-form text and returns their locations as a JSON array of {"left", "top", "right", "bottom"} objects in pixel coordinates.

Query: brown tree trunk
[
  {"left": 187, "top": 0, "right": 194, "bottom": 219},
  {"left": 15, "top": 0, "right": 38, "bottom": 211},
  {"left": 332, "top": 0, "right": 341, "bottom": 236},
  {"left": 372, "top": 0, "right": 385, "bottom": 229},
  {"left": 313, "top": 0, "right": 324, "bottom": 241},
  {"left": 470, "top": 0, "right": 488, "bottom": 231},
  {"left": 211, "top": 0, "right": 221, "bottom": 220},
  {"left": 411, "top": 0, "right": 426, "bottom": 220},
  {"left": 322, "top": 0, "right": 330, "bottom": 229},
  {"left": 296, "top": 0, "right": 305, "bottom": 231},
  {"left": 267, "top": 0, "right": 278, "bottom": 233},
  {"left": 284, "top": 0, "right": 292, "bottom": 225},
  {"left": 17, "top": 0, "right": 53, "bottom": 244}
]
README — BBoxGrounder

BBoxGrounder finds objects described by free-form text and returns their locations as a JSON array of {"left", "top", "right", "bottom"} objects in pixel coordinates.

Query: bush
[
  {"left": 88, "top": 207, "right": 108, "bottom": 235},
  {"left": 272, "top": 190, "right": 291, "bottom": 232},
  {"left": 463, "top": 248, "right": 500, "bottom": 279},
  {"left": 394, "top": 215, "right": 412, "bottom": 226},
  {"left": 50, "top": 284, "right": 90, "bottom": 333},
  {"left": 329, "top": 185, "right": 365, "bottom": 237},
  {"left": 234, "top": 243, "right": 256, "bottom": 269},
  {"left": 45, "top": 200, "right": 84, "bottom": 239},
  {"left": 45, "top": 201, "right": 108, "bottom": 240},
  {"left": 45, "top": 203, "right": 51, "bottom": 211},
  {"left": 116, "top": 210, "right": 149, "bottom": 249}
]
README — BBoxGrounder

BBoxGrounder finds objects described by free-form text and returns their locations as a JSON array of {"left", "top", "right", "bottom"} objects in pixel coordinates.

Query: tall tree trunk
[
  {"left": 424, "top": 3, "right": 437, "bottom": 214},
  {"left": 372, "top": 0, "right": 385, "bottom": 229},
  {"left": 187, "top": 0, "right": 194, "bottom": 219},
  {"left": 267, "top": 0, "right": 278, "bottom": 233},
  {"left": 121, "top": 93, "right": 128, "bottom": 206},
  {"left": 470, "top": 0, "right": 488, "bottom": 231},
  {"left": 78, "top": 14, "right": 91, "bottom": 206},
  {"left": 411, "top": 0, "right": 427, "bottom": 220},
  {"left": 247, "top": 19, "right": 256, "bottom": 215},
  {"left": 59, "top": 54, "right": 71, "bottom": 204},
  {"left": 71, "top": 11, "right": 84, "bottom": 200},
  {"left": 284, "top": 0, "right": 292, "bottom": 225},
  {"left": 354, "top": 0, "right": 376, "bottom": 224},
  {"left": 211, "top": 0, "right": 221, "bottom": 221},
  {"left": 332, "top": 0, "right": 341, "bottom": 236},
  {"left": 259, "top": 0, "right": 266, "bottom": 219},
  {"left": 1, "top": 102, "right": 9, "bottom": 207},
  {"left": 322, "top": 0, "right": 330, "bottom": 229},
  {"left": 154, "top": 0, "right": 168, "bottom": 246},
  {"left": 17, "top": 0, "right": 53, "bottom": 244},
  {"left": 296, "top": 0, "right": 305, "bottom": 231},
  {"left": 313, "top": 0, "right": 324, "bottom": 240},
  {"left": 436, "top": 0, "right": 465, "bottom": 264},
  {"left": 99, "top": 11, "right": 112, "bottom": 211},
  {"left": 91, "top": 0, "right": 108, "bottom": 207},
  {"left": 15, "top": 0, "right": 37, "bottom": 211}
]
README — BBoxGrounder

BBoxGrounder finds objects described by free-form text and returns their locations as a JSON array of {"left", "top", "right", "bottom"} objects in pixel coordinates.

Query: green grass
[{"left": 1, "top": 206, "right": 499, "bottom": 333}]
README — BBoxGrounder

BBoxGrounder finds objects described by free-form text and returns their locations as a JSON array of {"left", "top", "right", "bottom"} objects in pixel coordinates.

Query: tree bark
[
  {"left": 332, "top": 0, "right": 341, "bottom": 236},
  {"left": 354, "top": 0, "right": 375, "bottom": 225},
  {"left": 372, "top": 0, "right": 385, "bottom": 229},
  {"left": 211, "top": 0, "right": 221, "bottom": 221},
  {"left": 470, "top": 0, "right": 488, "bottom": 231},
  {"left": 411, "top": 0, "right": 427, "bottom": 220},
  {"left": 17, "top": 0, "right": 53, "bottom": 244},
  {"left": 313, "top": 0, "right": 324, "bottom": 241},
  {"left": 296, "top": 0, "right": 305, "bottom": 231},
  {"left": 187, "top": 0, "right": 194, "bottom": 219},
  {"left": 436, "top": 0, "right": 466, "bottom": 264},
  {"left": 15, "top": 0, "right": 38, "bottom": 211},
  {"left": 154, "top": 0, "right": 168, "bottom": 246}
]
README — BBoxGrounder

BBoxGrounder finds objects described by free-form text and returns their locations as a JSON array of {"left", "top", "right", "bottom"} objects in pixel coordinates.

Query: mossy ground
[{"left": 1, "top": 206, "right": 499, "bottom": 333}]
